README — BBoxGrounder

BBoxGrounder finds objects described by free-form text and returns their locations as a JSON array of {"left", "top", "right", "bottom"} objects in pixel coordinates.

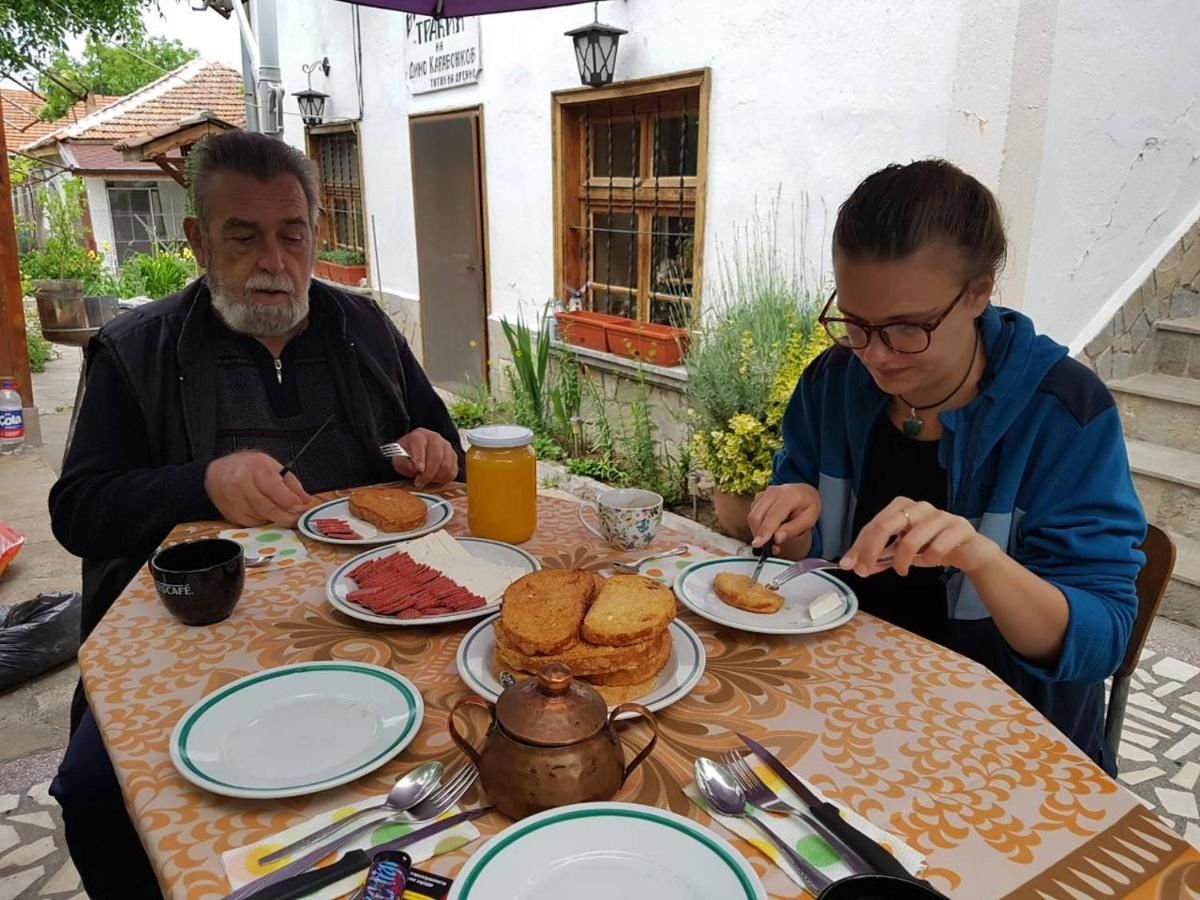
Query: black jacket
[{"left": 50, "top": 277, "right": 463, "bottom": 640}]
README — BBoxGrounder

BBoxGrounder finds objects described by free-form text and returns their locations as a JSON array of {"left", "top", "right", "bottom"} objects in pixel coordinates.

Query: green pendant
[{"left": 902, "top": 414, "right": 923, "bottom": 437}]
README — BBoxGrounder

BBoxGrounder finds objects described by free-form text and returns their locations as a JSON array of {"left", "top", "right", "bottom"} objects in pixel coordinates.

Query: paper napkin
[{"left": 218, "top": 526, "right": 312, "bottom": 569}]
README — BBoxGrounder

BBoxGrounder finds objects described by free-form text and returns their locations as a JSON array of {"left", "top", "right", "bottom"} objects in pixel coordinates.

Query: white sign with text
[{"left": 406, "top": 14, "right": 481, "bottom": 95}]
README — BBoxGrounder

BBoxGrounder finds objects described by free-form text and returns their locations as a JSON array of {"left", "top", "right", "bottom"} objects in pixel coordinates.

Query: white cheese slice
[
  {"left": 807, "top": 590, "right": 844, "bottom": 622},
  {"left": 388, "top": 532, "right": 526, "bottom": 604}
]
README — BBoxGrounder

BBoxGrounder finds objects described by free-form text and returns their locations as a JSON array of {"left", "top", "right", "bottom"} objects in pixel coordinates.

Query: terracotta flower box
[
  {"left": 605, "top": 321, "right": 690, "bottom": 368},
  {"left": 315, "top": 259, "right": 368, "bottom": 286},
  {"left": 554, "top": 310, "right": 628, "bottom": 352}
]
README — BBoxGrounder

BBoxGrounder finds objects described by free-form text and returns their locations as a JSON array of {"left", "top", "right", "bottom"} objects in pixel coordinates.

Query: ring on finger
[{"left": 900, "top": 507, "right": 913, "bottom": 530}]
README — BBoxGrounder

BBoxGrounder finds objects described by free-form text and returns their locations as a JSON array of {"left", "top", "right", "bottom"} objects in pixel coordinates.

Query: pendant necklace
[{"left": 898, "top": 332, "right": 981, "bottom": 437}]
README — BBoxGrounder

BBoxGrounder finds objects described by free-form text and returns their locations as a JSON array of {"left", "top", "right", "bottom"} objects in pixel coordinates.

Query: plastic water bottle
[{"left": 0, "top": 377, "right": 24, "bottom": 455}]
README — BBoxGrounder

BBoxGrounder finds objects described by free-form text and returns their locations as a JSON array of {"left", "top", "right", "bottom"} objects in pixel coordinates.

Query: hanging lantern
[
  {"left": 565, "top": 14, "right": 626, "bottom": 88},
  {"left": 293, "top": 57, "right": 331, "bottom": 127}
]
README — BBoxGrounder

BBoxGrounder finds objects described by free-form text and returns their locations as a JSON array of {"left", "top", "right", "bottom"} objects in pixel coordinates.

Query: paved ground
[{"left": 0, "top": 350, "right": 1196, "bottom": 897}]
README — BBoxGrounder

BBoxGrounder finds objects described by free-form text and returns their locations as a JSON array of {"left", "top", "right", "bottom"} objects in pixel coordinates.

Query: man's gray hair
[{"left": 189, "top": 130, "right": 321, "bottom": 227}]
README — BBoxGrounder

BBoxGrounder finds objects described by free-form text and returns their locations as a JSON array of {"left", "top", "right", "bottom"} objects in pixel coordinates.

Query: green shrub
[
  {"left": 19, "top": 179, "right": 102, "bottom": 287},
  {"left": 119, "top": 246, "right": 196, "bottom": 299},
  {"left": 25, "top": 313, "right": 55, "bottom": 374},
  {"left": 318, "top": 248, "right": 366, "bottom": 266}
]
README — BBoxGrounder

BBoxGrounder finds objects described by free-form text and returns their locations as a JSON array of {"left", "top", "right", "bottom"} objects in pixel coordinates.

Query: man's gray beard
[{"left": 209, "top": 270, "right": 310, "bottom": 338}]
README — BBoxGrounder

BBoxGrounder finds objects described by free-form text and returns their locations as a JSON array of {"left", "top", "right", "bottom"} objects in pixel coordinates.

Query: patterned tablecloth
[{"left": 79, "top": 488, "right": 1200, "bottom": 899}]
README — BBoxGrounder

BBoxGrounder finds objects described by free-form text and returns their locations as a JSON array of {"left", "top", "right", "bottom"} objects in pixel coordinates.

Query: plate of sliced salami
[{"left": 326, "top": 531, "right": 539, "bottom": 627}]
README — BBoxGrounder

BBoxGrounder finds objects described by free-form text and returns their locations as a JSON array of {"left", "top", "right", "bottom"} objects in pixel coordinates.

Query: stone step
[
  {"left": 1127, "top": 440, "right": 1200, "bottom": 542},
  {"left": 1161, "top": 531, "right": 1200, "bottom": 629},
  {"left": 1111, "top": 374, "right": 1200, "bottom": 451},
  {"left": 1153, "top": 315, "right": 1200, "bottom": 379}
]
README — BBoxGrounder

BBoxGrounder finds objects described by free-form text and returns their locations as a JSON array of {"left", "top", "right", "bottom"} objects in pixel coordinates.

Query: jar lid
[
  {"left": 466, "top": 425, "right": 534, "bottom": 449},
  {"left": 495, "top": 663, "right": 608, "bottom": 747}
]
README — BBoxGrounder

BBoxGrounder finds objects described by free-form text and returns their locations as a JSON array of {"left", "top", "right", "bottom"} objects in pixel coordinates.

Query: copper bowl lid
[{"left": 494, "top": 663, "right": 608, "bottom": 747}]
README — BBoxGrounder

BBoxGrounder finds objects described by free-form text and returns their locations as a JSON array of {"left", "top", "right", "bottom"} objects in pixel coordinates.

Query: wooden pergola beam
[{"left": 0, "top": 101, "right": 33, "bottom": 406}]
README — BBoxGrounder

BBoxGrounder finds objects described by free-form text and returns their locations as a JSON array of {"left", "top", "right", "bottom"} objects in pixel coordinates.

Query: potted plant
[
  {"left": 554, "top": 309, "right": 628, "bottom": 352},
  {"left": 316, "top": 248, "right": 368, "bottom": 286},
  {"left": 685, "top": 210, "right": 828, "bottom": 540},
  {"left": 22, "top": 179, "right": 104, "bottom": 337},
  {"left": 606, "top": 320, "right": 690, "bottom": 367}
]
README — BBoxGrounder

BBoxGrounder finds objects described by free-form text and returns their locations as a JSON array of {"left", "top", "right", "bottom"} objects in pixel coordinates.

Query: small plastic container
[{"left": 465, "top": 425, "right": 537, "bottom": 544}]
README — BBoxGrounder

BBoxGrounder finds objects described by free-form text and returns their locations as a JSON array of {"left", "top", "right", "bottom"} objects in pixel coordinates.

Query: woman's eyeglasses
[{"left": 818, "top": 283, "right": 970, "bottom": 355}]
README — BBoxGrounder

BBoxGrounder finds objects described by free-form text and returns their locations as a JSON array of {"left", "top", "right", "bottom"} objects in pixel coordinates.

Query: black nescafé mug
[
  {"left": 150, "top": 538, "right": 245, "bottom": 626},
  {"left": 819, "top": 875, "right": 948, "bottom": 900}
]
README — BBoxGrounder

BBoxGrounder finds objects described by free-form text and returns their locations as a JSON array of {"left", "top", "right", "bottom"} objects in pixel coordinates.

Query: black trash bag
[{"left": 0, "top": 591, "right": 82, "bottom": 691}]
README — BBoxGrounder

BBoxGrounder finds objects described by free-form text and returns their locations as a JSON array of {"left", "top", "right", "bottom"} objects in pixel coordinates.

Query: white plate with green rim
[
  {"left": 449, "top": 801, "right": 767, "bottom": 900},
  {"left": 298, "top": 492, "right": 453, "bottom": 546},
  {"left": 327, "top": 537, "right": 540, "bottom": 627},
  {"left": 673, "top": 557, "right": 858, "bottom": 635},
  {"left": 456, "top": 614, "right": 705, "bottom": 713},
  {"left": 169, "top": 662, "right": 423, "bottom": 799}
]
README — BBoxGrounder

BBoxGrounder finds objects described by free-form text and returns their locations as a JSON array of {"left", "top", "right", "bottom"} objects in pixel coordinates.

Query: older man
[{"left": 48, "top": 130, "right": 462, "bottom": 899}]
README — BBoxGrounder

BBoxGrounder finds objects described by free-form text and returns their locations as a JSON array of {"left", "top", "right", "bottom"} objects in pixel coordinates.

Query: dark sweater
[{"left": 50, "top": 277, "right": 462, "bottom": 639}]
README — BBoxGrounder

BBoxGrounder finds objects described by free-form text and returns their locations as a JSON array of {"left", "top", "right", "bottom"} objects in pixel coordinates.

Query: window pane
[
  {"left": 651, "top": 214, "right": 694, "bottom": 297},
  {"left": 651, "top": 298, "right": 691, "bottom": 328},
  {"left": 592, "top": 212, "right": 638, "bottom": 289},
  {"left": 592, "top": 287, "right": 636, "bottom": 319},
  {"left": 590, "top": 120, "right": 639, "bottom": 179},
  {"left": 654, "top": 115, "right": 699, "bottom": 178}
]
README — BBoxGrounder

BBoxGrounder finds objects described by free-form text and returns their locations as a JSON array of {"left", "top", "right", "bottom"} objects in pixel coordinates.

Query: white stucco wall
[
  {"left": 1024, "top": 0, "right": 1200, "bottom": 347},
  {"left": 272, "top": 0, "right": 1200, "bottom": 349},
  {"left": 82, "top": 177, "right": 116, "bottom": 271},
  {"left": 276, "top": 0, "right": 963, "bottom": 325}
]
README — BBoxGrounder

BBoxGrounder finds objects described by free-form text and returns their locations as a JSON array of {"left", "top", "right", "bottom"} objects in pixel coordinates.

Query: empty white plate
[
  {"left": 169, "top": 662, "right": 423, "bottom": 799},
  {"left": 448, "top": 802, "right": 766, "bottom": 900},
  {"left": 673, "top": 557, "right": 858, "bottom": 635}
]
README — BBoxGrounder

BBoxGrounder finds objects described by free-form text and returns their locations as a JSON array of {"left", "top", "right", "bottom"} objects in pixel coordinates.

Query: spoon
[
  {"left": 245, "top": 554, "right": 275, "bottom": 568},
  {"left": 258, "top": 760, "right": 443, "bottom": 865},
  {"left": 694, "top": 757, "right": 831, "bottom": 895},
  {"left": 611, "top": 545, "right": 689, "bottom": 574}
]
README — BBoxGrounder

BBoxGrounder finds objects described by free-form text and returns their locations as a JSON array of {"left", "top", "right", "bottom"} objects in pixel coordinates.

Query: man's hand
[
  {"left": 390, "top": 428, "right": 459, "bottom": 488},
  {"left": 747, "top": 483, "right": 822, "bottom": 553},
  {"left": 204, "top": 451, "right": 314, "bottom": 527}
]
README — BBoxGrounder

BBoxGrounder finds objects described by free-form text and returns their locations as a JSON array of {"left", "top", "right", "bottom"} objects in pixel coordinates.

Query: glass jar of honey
[{"left": 465, "top": 425, "right": 537, "bottom": 544}]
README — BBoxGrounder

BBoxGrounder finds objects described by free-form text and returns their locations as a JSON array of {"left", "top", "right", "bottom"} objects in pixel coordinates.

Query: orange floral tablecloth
[{"left": 79, "top": 488, "right": 1200, "bottom": 899}]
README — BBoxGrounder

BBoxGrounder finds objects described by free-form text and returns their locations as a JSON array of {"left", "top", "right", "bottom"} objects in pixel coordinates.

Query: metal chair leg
[{"left": 62, "top": 348, "right": 87, "bottom": 468}]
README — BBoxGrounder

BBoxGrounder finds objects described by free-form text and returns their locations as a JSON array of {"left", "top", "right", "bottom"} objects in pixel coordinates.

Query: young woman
[{"left": 749, "top": 160, "right": 1145, "bottom": 774}]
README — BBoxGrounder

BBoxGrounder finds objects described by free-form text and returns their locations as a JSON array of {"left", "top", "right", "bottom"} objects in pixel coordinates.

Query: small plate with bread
[
  {"left": 673, "top": 557, "right": 858, "bottom": 635},
  {"left": 299, "top": 487, "right": 453, "bottom": 545},
  {"left": 456, "top": 570, "right": 705, "bottom": 711}
]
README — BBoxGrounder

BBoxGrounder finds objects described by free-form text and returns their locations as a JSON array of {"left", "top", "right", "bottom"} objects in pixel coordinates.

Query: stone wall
[{"left": 1080, "top": 220, "right": 1200, "bottom": 380}]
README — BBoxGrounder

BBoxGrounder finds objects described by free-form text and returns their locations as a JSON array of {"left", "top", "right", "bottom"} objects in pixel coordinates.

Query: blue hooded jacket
[{"left": 772, "top": 304, "right": 1146, "bottom": 773}]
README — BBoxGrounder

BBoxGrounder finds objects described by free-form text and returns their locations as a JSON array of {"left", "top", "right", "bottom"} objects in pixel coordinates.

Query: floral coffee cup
[{"left": 577, "top": 488, "right": 664, "bottom": 551}]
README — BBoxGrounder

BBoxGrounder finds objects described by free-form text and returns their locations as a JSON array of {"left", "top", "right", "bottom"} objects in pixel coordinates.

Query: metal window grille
[{"left": 313, "top": 132, "right": 365, "bottom": 253}]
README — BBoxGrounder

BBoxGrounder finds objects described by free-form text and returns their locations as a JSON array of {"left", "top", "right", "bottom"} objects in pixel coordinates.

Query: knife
[
  {"left": 231, "top": 807, "right": 492, "bottom": 900},
  {"left": 737, "top": 732, "right": 911, "bottom": 879},
  {"left": 749, "top": 543, "right": 770, "bottom": 585},
  {"left": 278, "top": 412, "right": 337, "bottom": 479}
]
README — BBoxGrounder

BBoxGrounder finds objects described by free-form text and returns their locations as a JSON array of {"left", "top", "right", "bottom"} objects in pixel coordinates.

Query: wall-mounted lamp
[
  {"left": 293, "top": 57, "right": 331, "bottom": 127},
  {"left": 565, "top": 3, "right": 626, "bottom": 88}
]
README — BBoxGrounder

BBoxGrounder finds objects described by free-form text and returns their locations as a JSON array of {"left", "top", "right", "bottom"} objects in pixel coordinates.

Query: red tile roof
[
  {"left": 20, "top": 60, "right": 245, "bottom": 152},
  {"left": 2, "top": 89, "right": 121, "bottom": 149},
  {"left": 58, "top": 142, "right": 175, "bottom": 175}
]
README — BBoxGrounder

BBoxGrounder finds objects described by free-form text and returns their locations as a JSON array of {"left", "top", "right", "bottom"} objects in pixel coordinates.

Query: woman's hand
[
  {"left": 747, "top": 483, "right": 821, "bottom": 553},
  {"left": 841, "top": 497, "right": 1002, "bottom": 577}
]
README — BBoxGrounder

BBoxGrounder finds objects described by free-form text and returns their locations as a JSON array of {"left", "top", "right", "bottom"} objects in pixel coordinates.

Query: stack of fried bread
[{"left": 494, "top": 570, "right": 675, "bottom": 704}]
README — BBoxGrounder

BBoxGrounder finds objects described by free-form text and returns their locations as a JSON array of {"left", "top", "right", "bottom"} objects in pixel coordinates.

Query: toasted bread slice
[
  {"left": 713, "top": 572, "right": 784, "bottom": 614},
  {"left": 589, "top": 630, "right": 671, "bottom": 686},
  {"left": 593, "top": 676, "right": 659, "bottom": 706},
  {"left": 348, "top": 487, "right": 428, "bottom": 533},
  {"left": 499, "top": 569, "right": 596, "bottom": 656},
  {"left": 493, "top": 620, "right": 659, "bottom": 676},
  {"left": 581, "top": 575, "right": 676, "bottom": 647}
]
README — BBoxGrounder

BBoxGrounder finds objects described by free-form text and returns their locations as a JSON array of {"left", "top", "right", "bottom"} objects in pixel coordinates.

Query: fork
[
  {"left": 378, "top": 442, "right": 412, "bottom": 460},
  {"left": 611, "top": 545, "right": 689, "bottom": 574},
  {"left": 720, "top": 751, "right": 869, "bottom": 875},
  {"left": 765, "top": 552, "right": 908, "bottom": 592},
  {"left": 224, "top": 765, "right": 479, "bottom": 900}
]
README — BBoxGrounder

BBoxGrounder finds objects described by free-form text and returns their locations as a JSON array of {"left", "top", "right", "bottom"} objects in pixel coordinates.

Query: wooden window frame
[
  {"left": 552, "top": 68, "right": 711, "bottom": 326},
  {"left": 305, "top": 123, "right": 369, "bottom": 273}
]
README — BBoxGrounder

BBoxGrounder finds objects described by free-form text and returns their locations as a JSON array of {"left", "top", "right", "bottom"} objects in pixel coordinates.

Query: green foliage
[
  {"left": 19, "top": 179, "right": 102, "bottom": 284},
  {"left": 118, "top": 246, "right": 196, "bottom": 299},
  {"left": 685, "top": 201, "right": 829, "bottom": 495},
  {"left": 0, "top": 0, "right": 149, "bottom": 72},
  {"left": 24, "top": 312, "right": 55, "bottom": 374},
  {"left": 531, "top": 434, "right": 564, "bottom": 461},
  {"left": 36, "top": 27, "right": 197, "bottom": 120},
  {"left": 500, "top": 308, "right": 553, "bottom": 434},
  {"left": 566, "top": 456, "right": 628, "bottom": 483},
  {"left": 448, "top": 397, "right": 488, "bottom": 430},
  {"left": 548, "top": 351, "right": 582, "bottom": 444},
  {"left": 317, "top": 248, "right": 367, "bottom": 266}
]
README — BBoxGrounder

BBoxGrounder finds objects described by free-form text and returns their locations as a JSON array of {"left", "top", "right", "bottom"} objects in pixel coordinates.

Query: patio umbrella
[{"left": 336, "top": 0, "right": 595, "bottom": 15}]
